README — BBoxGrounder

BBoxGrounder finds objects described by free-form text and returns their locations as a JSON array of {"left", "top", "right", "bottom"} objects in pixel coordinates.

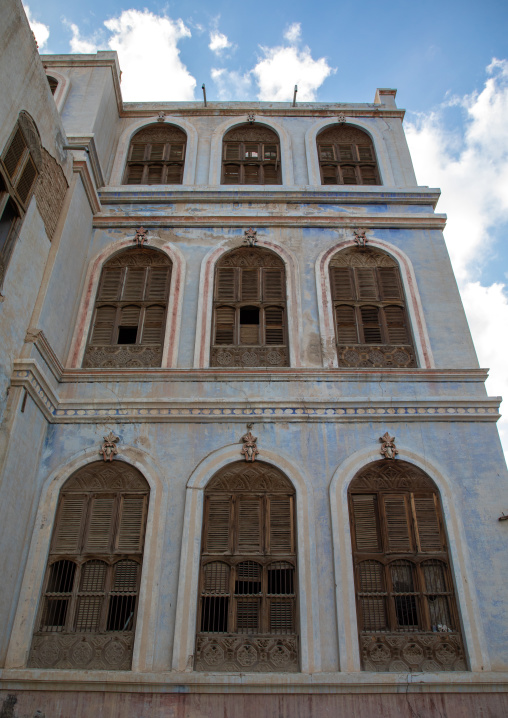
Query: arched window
[
  {"left": 195, "top": 461, "right": 298, "bottom": 672},
  {"left": 123, "top": 124, "right": 187, "bottom": 185},
  {"left": 210, "top": 247, "right": 289, "bottom": 367},
  {"left": 222, "top": 124, "right": 281, "bottom": 185},
  {"left": 348, "top": 460, "right": 466, "bottom": 672},
  {"left": 28, "top": 461, "right": 149, "bottom": 670},
  {"left": 47, "top": 76, "right": 58, "bottom": 95},
  {"left": 329, "top": 246, "right": 415, "bottom": 368},
  {"left": 84, "top": 247, "right": 172, "bottom": 369},
  {"left": 317, "top": 124, "right": 380, "bottom": 185}
]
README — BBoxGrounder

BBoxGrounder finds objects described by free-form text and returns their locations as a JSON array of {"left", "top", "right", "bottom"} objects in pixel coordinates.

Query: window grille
[
  {"left": 317, "top": 124, "right": 380, "bottom": 185},
  {"left": 349, "top": 460, "right": 466, "bottom": 672},
  {"left": 29, "top": 461, "right": 149, "bottom": 670},
  {"left": 329, "top": 246, "right": 416, "bottom": 368},
  {"left": 123, "top": 124, "right": 187, "bottom": 185},
  {"left": 195, "top": 461, "right": 298, "bottom": 672},
  {"left": 83, "top": 247, "right": 172, "bottom": 368},
  {"left": 221, "top": 124, "right": 281, "bottom": 185},
  {"left": 210, "top": 247, "right": 289, "bottom": 367}
]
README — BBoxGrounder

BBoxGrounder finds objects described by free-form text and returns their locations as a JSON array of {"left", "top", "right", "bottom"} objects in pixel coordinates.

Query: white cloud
[
  {"left": 211, "top": 68, "right": 252, "bottom": 100},
  {"left": 209, "top": 31, "right": 231, "bottom": 54},
  {"left": 284, "top": 22, "right": 301, "bottom": 44},
  {"left": 68, "top": 9, "right": 196, "bottom": 101},
  {"left": 406, "top": 59, "right": 508, "bottom": 460},
  {"left": 23, "top": 4, "right": 50, "bottom": 50}
]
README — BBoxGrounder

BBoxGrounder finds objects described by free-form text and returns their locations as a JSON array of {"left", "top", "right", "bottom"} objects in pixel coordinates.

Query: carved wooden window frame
[
  {"left": 210, "top": 247, "right": 289, "bottom": 368},
  {"left": 123, "top": 124, "right": 187, "bottom": 185},
  {"left": 29, "top": 461, "right": 149, "bottom": 671},
  {"left": 195, "top": 461, "right": 299, "bottom": 672},
  {"left": 348, "top": 460, "right": 466, "bottom": 672},
  {"left": 317, "top": 124, "right": 380, "bottom": 186},
  {"left": 221, "top": 124, "right": 282, "bottom": 185},
  {"left": 330, "top": 246, "right": 416, "bottom": 368},
  {"left": 83, "top": 247, "right": 172, "bottom": 369}
]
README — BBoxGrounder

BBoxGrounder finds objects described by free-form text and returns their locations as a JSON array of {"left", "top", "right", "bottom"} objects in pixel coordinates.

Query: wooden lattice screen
[
  {"left": 329, "top": 246, "right": 416, "bottom": 368},
  {"left": 210, "top": 247, "right": 289, "bottom": 368},
  {"left": 195, "top": 461, "right": 299, "bottom": 672},
  {"left": 123, "top": 123, "right": 187, "bottom": 185},
  {"left": 317, "top": 124, "right": 380, "bottom": 185},
  {"left": 222, "top": 123, "right": 281, "bottom": 185},
  {"left": 29, "top": 461, "right": 149, "bottom": 671},
  {"left": 348, "top": 460, "right": 466, "bottom": 672}
]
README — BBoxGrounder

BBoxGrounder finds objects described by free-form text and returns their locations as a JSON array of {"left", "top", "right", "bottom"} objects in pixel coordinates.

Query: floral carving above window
[
  {"left": 329, "top": 246, "right": 416, "bottom": 368},
  {"left": 222, "top": 124, "right": 281, "bottom": 185},
  {"left": 210, "top": 247, "right": 289, "bottom": 368},
  {"left": 123, "top": 124, "right": 187, "bottom": 185},
  {"left": 317, "top": 124, "right": 380, "bottom": 185}
]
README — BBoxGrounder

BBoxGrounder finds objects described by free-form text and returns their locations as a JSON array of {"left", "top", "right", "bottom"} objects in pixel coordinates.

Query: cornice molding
[
  {"left": 72, "top": 155, "right": 101, "bottom": 213},
  {"left": 66, "top": 135, "right": 104, "bottom": 189}
]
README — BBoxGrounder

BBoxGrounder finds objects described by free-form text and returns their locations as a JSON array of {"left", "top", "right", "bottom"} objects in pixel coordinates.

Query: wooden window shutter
[
  {"left": 360, "top": 306, "right": 382, "bottom": 343},
  {"left": 331, "top": 267, "right": 354, "bottom": 301},
  {"left": 113, "top": 560, "right": 139, "bottom": 591},
  {"left": 358, "top": 146, "right": 373, "bottom": 161},
  {"left": 355, "top": 269, "right": 378, "bottom": 300},
  {"left": 169, "top": 144, "right": 185, "bottom": 160},
  {"left": 263, "top": 165, "right": 278, "bottom": 185},
  {"left": 265, "top": 306, "right": 284, "bottom": 345},
  {"left": 126, "top": 165, "right": 144, "bottom": 184},
  {"left": 98, "top": 268, "right": 123, "bottom": 301},
  {"left": 205, "top": 495, "right": 231, "bottom": 553},
  {"left": 149, "top": 143, "right": 165, "bottom": 161},
  {"left": 322, "top": 165, "right": 336, "bottom": 184},
  {"left": 141, "top": 305, "right": 165, "bottom": 344},
  {"left": 119, "top": 305, "right": 141, "bottom": 327},
  {"left": 319, "top": 145, "right": 335, "bottom": 160},
  {"left": 203, "top": 561, "right": 230, "bottom": 593},
  {"left": 16, "top": 157, "right": 38, "bottom": 204},
  {"left": 269, "top": 599, "right": 294, "bottom": 633},
  {"left": 75, "top": 561, "right": 107, "bottom": 632},
  {"left": 147, "top": 165, "right": 164, "bottom": 184},
  {"left": 166, "top": 164, "right": 183, "bottom": 183},
  {"left": 146, "top": 267, "right": 171, "bottom": 300},
  {"left": 382, "top": 495, "right": 412, "bottom": 553},
  {"left": 225, "top": 143, "right": 241, "bottom": 160},
  {"left": 215, "top": 306, "right": 235, "bottom": 344},
  {"left": 358, "top": 560, "right": 387, "bottom": 631},
  {"left": 130, "top": 143, "right": 146, "bottom": 162},
  {"left": 116, "top": 495, "right": 146, "bottom": 552},
  {"left": 236, "top": 497, "right": 262, "bottom": 553},
  {"left": 269, "top": 496, "right": 293, "bottom": 553},
  {"left": 216, "top": 268, "right": 236, "bottom": 300},
  {"left": 338, "top": 144, "right": 354, "bottom": 161},
  {"left": 84, "top": 496, "right": 115, "bottom": 552},
  {"left": 263, "top": 269, "right": 284, "bottom": 300},
  {"left": 244, "top": 165, "right": 260, "bottom": 184},
  {"left": 122, "top": 268, "right": 146, "bottom": 300},
  {"left": 413, "top": 495, "right": 444, "bottom": 552},
  {"left": 4, "top": 128, "right": 27, "bottom": 179},
  {"left": 378, "top": 268, "right": 402, "bottom": 300},
  {"left": 351, "top": 494, "right": 381, "bottom": 552},
  {"left": 341, "top": 165, "right": 357, "bottom": 184},
  {"left": 224, "top": 164, "right": 240, "bottom": 184},
  {"left": 91, "top": 305, "right": 116, "bottom": 344},
  {"left": 384, "top": 305, "right": 408, "bottom": 344},
  {"left": 360, "top": 166, "right": 377, "bottom": 185},
  {"left": 51, "top": 494, "right": 87, "bottom": 553},
  {"left": 241, "top": 269, "right": 260, "bottom": 301},
  {"left": 335, "top": 305, "right": 358, "bottom": 343}
]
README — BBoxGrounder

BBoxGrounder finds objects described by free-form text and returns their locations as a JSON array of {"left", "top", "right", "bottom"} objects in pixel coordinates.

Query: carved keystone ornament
[
  {"left": 133, "top": 227, "right": 148, "bottom": 247},
  {"left": 353, "top": 228, "right": 368, "bottom": 247},
  {"left": 100, "top": 432, "right": 119, "bottom": 462},
  {"left": 244, "top": 227, "right": 258, "bottom": 246},
  {"left": 379, "top": 432, "right": 398, "bottom": 460},
  {"left": 241, "top": 423, "right": 259, "bottom": 462}
]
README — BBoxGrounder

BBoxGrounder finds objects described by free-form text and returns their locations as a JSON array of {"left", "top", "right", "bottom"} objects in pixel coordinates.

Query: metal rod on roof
[
  {"left": 202, "top": 83, "right": 207, "bottom": 107},
  {"left": 292, "top": 85, "right": 298, "bottom": 107}
]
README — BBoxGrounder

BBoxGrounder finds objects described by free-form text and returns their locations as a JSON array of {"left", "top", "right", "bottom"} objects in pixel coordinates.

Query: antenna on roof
[
  {"left": 202, "top": 83, "right": 207, "bottom": 107},
  {"left": 292, "top": 85, "right": 298, "bottom": 107}
]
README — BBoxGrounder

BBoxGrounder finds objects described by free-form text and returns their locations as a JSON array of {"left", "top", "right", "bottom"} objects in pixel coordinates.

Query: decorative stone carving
[
  {"left": 353, "top": 228, "right": 368, "bottom": 247},
  {"left": 379, "top": 431, "right": 398, "bottom": 460},
  {"left": 28, "top": 633, "right": 134, "bottom": 671},
  {"left": 219, "top": 246, "right": 284, "bottom": 268},
  {"left": 247, "top": 112, "right": 256, "bottom": 124},
  {"left": 34, "top": 148, "right": 69, "bottom": 241},
  {"left": 100, "top": 431, "right": 119, "bottom": 461},
  {"left": 351, "top": 459, "right": 436, "bottom": 491},
  {"left": 208, "top": 460, "right": 293, "bottom": 493},
  {"left": 337, "top": 344, "right": 416, "bottom": 368},
  {"left": 133, "top": 226, "right": 148, "bottom": 247},
  {"left": 106, "top": 247, "right": 170, "bottom": 268},
  {"left": 337, "top": 113, "right": 346, "bottom": 123},
  {"left": 317, "top": 123, "right": 374, "bottom": 147},
  {"left": 244, "top": 227, "right": 258, "bottom": 246},
  {"left": 330, "top": 246, "right": 397, "bottom": 268},
  {"left": 195, "top": 635, "right": 298, "bottom": 672},
  {"left": 241, "top": 423, "right": 259, "bottom": 462},
  {"left": 360, "top": 633, "right": 466, "bottom": 672},
  {"left": 131, "top": 123, "right": 186, "bottom": 144},
  {"left": 83, "top": 344, "right": 163, "bottom": 368},
  {"left": 224, "top": 124, "right": 279, "bottom": 143},
  {"left": 156, "top": 111, "right": 166, "bottom": 122},
  {"left": 211, "top": 346, "right": 288, "bottom": 368},
  {"left": 64, "top": 461, "right": 148, "bottom": 492}
]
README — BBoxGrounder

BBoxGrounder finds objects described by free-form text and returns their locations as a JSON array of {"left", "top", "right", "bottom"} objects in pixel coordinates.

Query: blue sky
[{"left": 24, "top": 0, "right": 508, "bottom": 456}]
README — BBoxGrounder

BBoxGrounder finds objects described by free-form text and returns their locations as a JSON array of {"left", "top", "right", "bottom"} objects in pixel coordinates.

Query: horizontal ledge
[{"left": 1, "top": 669, "right": 507, "bottom": 695}]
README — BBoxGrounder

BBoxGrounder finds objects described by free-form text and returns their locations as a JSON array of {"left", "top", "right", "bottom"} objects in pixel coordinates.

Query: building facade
[{"left": 0, "top": 1, "right": 507, "bottom": 714}]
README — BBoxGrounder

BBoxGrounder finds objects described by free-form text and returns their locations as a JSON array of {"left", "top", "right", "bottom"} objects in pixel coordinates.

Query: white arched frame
[
  {"left": 315, "top": 237, "right": 434, "bottom": 369},
  {"left": 4, "top": 446, "right": 169, "bottom": 673},
  {"left": 109, "top": 117, "right": 198, "bottom": 186},
  {"left": 208, "top": 116, "right": 295, "bottom": 186},
  {"left": 305, "top": 118, "right": 396, "bottom": 187},
  {"left": 193, "top": 238, "right": 302, "bottom": 368},
  {"left": 329, "top": 446, "right": 491, "bottom": 673},
  {"left": 67, "top": 235, "right": 186, "bottom": 369},
  {"left": 172, "top": 444, "right": 321, "bottom": 673},
  {"left": 44, "top": 69, "right": 71, "bottom": 113}
]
